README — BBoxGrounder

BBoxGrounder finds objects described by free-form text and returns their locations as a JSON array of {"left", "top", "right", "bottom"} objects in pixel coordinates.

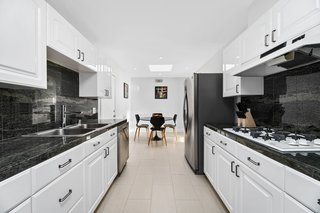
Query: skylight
[{"left": 149, "top": 65, "right": 173, "bottom": 72}]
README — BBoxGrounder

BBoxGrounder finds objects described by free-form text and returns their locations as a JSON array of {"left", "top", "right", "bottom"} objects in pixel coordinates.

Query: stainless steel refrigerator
[{"left": 184, "top": 73, "right": 235, "bottom": 174}]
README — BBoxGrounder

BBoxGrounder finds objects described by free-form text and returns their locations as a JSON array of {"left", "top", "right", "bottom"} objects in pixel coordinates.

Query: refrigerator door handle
[{"left": 183, "top": 93, "right": 189, "bottom": 132}]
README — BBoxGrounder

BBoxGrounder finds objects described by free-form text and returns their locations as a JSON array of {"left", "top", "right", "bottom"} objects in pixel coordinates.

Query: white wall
[
  {"left": 130, "top": 77, "right": 185, "bottom": 132},
  {"left": 196, "top": 50, "right": 223, "bottom": 74}
]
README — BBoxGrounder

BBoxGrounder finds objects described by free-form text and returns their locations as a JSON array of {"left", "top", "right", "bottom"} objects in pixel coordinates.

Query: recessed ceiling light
[
  {"left": 149, "top": 64, "right": 173, "bottom": 72},
  {"left": 159, "top": 56, "right": 164, "bottom": 60},
  {"left": 133, "top": 67, "right": 137, "bottom": 71}
]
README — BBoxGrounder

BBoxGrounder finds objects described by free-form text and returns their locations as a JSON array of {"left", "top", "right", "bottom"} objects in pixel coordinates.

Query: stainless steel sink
[
  {"left": 23, "top": 128, "right": 96, "bottom": 137},
  {"left": 66, "top": 123, "right": 110, "bottom": 129}
]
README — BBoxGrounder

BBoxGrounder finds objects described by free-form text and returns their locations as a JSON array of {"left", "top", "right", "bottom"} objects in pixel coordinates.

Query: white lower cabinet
[
  {"left": 84, "top": 147, "right": 105, "bottom": 213},
  {"left": 215, "top": 146, "right": 237, "bottom": 212},
  {"left": 9, "top": 199, "right": 31, "bottom": 213},
  {"left": 204, "top": 127, "right": 318, "bottom": 213},
  {"left": 32, "top": 162, "right": 84, "bottom": 213},
  {"left": 204, "top": 137, "right": 217, "bottom": 186},
  {"left": 104, "top": 138, "right": 118, "bottom": 190},
  {"left": 237, "top": 161, "right": 284, "bottom": 213}
]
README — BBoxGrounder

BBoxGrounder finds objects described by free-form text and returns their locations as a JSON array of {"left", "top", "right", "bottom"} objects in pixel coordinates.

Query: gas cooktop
[{"left": 224, "top": 127, "right": 320, "bottom": 152}]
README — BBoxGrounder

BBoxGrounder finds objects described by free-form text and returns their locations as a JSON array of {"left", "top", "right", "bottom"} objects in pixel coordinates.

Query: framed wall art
[{"left": 155, "top": 86, "right": 167, "bottom": 99}]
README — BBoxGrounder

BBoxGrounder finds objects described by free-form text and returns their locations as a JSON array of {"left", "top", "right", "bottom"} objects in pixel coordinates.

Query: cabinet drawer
[
  {"left": 237, "top": 143, "right": 285, "bottom": 190},
  {"left": 204, "top": 127, "right": 216, "bottom": 142},
  {"left": 84, "top": 128, "right": 117, "bottom": 156},
  {"left": 32, "top": 144, "right": 85, "bottom": 193},
  {"left": 285, "top": 167, "right": 320, "bottom": 213},
  {"left": 32, "top": 162, "right": 84, "bottom": 213},
  {"left": 0, "top": 169, "right": 31, "bottom": 212},
  {"left": 9, "top": 198, "right": 31, "bottom": 213},
  {"left": 215, "top": 133, "right": 237, "bottom": 157}
]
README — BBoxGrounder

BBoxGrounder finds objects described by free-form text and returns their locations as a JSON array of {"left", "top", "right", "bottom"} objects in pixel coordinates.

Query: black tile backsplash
[
  {"left": 242, "top": 62, "right": 320, "bottom": 137},
  {"left": 0, "top": 61, "right": 98, "bottom": 141}
]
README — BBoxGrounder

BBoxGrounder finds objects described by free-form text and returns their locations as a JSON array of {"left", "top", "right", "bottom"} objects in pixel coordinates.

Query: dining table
[{"left": 140, "top": 116, "right": 173, "bottom": 141}]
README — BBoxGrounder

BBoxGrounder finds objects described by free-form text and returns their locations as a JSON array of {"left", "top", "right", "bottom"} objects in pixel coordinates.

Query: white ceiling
[{"left": 47, "top": 0, "right": 255, "bottom": 77}]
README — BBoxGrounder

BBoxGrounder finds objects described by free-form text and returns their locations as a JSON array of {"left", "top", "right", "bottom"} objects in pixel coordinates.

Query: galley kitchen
[{"left": 0, "top": 0, "right": 319, "bottom": 213}]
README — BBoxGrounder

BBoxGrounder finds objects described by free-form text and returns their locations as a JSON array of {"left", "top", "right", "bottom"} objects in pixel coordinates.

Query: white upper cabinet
[
  {"left": 47, "top": 4, "right": 97, "bottom": 73},
  {"left": 79, "top": 57, "right": 112, "bottom": 98},
  {"left": 241, "top": 10, "right": 273, "bottom": 64},
  {"left": 272, "top": 0, "right": 320, "bottom": 44},
  {"left": 0, "top": 0, "right": 47, "bottom": 89},
  {"left": 225, "top": 0, "right": 320, "bottom": 76},
  {"left": 223, "top": 36, "right": 264, "bottom": 97}
]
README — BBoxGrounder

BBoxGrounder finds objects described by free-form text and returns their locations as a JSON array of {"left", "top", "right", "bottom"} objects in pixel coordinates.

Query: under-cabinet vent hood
[{"left": 235, "top": 25, "right": 320, "bottom": 77}]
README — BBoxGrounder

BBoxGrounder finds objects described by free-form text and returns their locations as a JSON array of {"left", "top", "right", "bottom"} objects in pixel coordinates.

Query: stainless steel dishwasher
[{"left": 118, "top": 122, "right": 129, "bottom": 174}]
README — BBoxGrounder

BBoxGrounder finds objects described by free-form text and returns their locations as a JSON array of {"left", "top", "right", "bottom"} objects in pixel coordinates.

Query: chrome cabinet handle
[
  {"left": 206, "top": 132, "right": 211, "bottom": 136},
  {"left": 106, "top": 147, "right": 109, "bottom": 156},
  {"left": 59, "top": 189, "right": 72, "bottom": 203},
  {"left": 317, "top": 199, "right": 320, "bottom": 205},
  {"left": 272, "top": 29, "right": 276, "bottom": 42},
  {"left": 58, "top": 159, "right": 72, "bottom": 169},
  {"left": 231, "top": 161, "right": 235, "bottom": 173},
  {"left": 247, "top": 157, "right": 260, "bottom": 166},
  {"left": 235, "top": 165, "right": 240, "bottom": 177},
  {"left": 93, "top": 141, "right": 101, "bottom": 147},
  {"left": 110, "top": 132, "right": 115, "bottom": 137},
  {"left": 105, "top": 89, "right": 109, "bottom": 96},
  {"left": 265, "top": 34, "right": 269, "bottom": 47},
  {"left": 104, "top": 149, "right": 108, "bottom": 158},
  {"left": 81, "top": 52, "right": 84, "bottom": 61},
  {"left": 211, "top": 146, "right": 215, "bottom": 155},
  {"left": 220, "top": 141, "right": 227, "bottom": 146},
  {"left": 77, "top": 49, "right": 81, "bottom": 59},
  {"left": 236, "top": 84, "right": 239, "bottom": 93}
]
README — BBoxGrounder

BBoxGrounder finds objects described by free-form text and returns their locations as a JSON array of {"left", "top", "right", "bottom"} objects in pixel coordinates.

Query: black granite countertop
[
  {"left": 0, "top": 119, "right": 127, "bottom": 182},
  {"left": 205, "top": 123, "right": 320, "bottom": 182}
]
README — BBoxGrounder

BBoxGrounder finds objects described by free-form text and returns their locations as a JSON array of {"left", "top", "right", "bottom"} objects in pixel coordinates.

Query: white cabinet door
[
  {"left": 223, "top": 36, "right": 242, "bottom": 97},
  {"left": 9, "top": 199, "right": 31, "bottom": 213},
  {"left": 242, "top": 10, "right": 272, "bottom": 64},
  {"left": 76, "top": 34, "right": 97, "bottom": 72},
  {"left": 284, "top": 194, "right": 313, "bottom": 213},
  {"left": 104, "top": 138, "right": 118, "bottom": 190},
  {"left": 272, "top": 0, "right": 320, "bottom": 44},
  {"left": 47, "top": 3, "right": 77, "bottom": 61},
  {"left": 237, "top": 161, "right": 284, "bottom": 213},
  {"left": 84, "top": 147, "right": 105, "bottom": 213},
  {"left": 216, "top": 146, "right": 237, "bottom": 212},
  {"left": 0, "top": 0, "right": 47, "bottom": 89},
  {"left": 204, "top": 137, "right": 216, "bottom": 186}
]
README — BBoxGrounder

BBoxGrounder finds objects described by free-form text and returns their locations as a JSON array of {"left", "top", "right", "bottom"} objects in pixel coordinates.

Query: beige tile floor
[{"left": 95, "top": 132, "right": 228, "bottom": 213}]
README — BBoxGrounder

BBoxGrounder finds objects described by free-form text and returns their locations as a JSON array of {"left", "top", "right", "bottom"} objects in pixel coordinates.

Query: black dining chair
[
  {"left": 152, "top": 113, "right": 163, "bottom": 117},
  {"left": 148, "top": 116, "right": 167, "bottom": 146},
  {"left": 134, "top": 114, "right": 149, "bottom": 141},
  {"left": 164, "top": 114, "right": 177, "bottom": 140}
]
